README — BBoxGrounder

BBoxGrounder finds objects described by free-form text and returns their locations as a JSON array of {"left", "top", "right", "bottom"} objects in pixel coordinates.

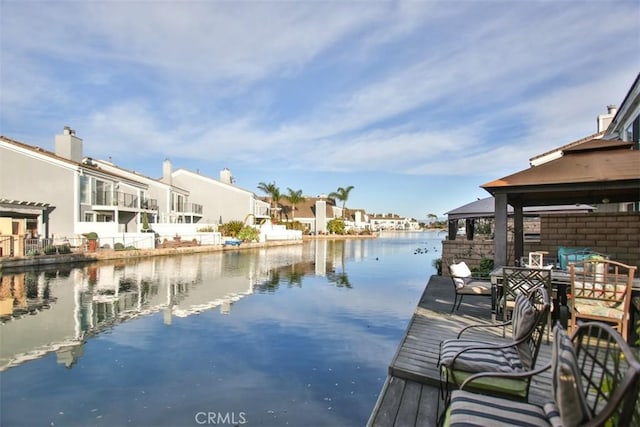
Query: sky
[{"left": 1, "top": 1, "right": 639, "bottom": 220}]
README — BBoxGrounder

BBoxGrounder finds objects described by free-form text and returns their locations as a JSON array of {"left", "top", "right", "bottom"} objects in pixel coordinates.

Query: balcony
[
  {"left": 92, "top": 191, "right": 138, "bottom": 209},
  {"left": 141, "top": 198, "right": 158, "bottom": 210}
]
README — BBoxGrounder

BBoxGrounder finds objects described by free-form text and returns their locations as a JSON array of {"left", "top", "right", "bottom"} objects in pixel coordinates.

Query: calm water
[{"left": 0, "top": 231, "right": 443, "bottom": 426}]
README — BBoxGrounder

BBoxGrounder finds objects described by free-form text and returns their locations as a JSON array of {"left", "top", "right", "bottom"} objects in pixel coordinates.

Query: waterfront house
[
  {"left": 167, "top": 162, "right": 270, "bottom": 226},
  {"left": 0, "top": 128, "right": 157, "bottom": 242}
]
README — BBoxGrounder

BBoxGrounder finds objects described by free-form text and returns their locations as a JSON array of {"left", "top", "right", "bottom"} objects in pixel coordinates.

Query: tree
[
  {"left": 283, "top": 188, "right": 305, "bottom": 221},
  {"left": 328, "top": 186, "right": 354, "bottom": 219},
  {"left": 257, "top": 181, "right": 282, "bottom": 220}
]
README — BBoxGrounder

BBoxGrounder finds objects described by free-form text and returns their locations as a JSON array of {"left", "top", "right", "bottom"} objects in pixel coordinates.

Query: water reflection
[
  {"left": 0, "top": 233, "right": 443, "bottom": 426},
  {"left": 0, "top": 239, "right": 370, "bottom": 372}
]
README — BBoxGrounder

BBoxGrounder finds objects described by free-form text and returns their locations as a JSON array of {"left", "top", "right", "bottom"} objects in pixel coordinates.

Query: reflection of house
[{"left": 0, "top": 246, "right": 310, "bottom": 371}]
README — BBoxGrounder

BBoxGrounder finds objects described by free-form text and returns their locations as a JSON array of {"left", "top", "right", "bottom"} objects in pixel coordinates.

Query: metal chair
[
  {"left": 447, "top": 260, "right": 492, "bottom": 312},
  {"left": 438, "top": 285, "right": 550, "bottom": 402},
  {"left": 500, "top": 267, "right": 553, "bottom": 341},
  {"left": 569, "top": 259, "right": 636, "bottom": 341},
  {"left": 442, "top": 322, "right": 640, "bottom": 427}
]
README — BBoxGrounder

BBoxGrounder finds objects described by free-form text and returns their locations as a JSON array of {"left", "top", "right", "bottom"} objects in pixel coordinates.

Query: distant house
[
  {"left": 369, "top": 213, "right": 420, "bottom": 231},
  {"left": 276, "top": 196, "right": 341, "bottom": 234},
  {"left": 168, "top": 163, "right": 270, "bottom": 225}
]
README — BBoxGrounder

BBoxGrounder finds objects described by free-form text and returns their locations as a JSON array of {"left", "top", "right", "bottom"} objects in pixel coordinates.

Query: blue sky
[{"left": 1, "top": 1, "right": 639, "bottom": 220}]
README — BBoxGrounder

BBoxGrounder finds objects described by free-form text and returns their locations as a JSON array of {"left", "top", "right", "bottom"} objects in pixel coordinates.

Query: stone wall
[{"left": 441, "top": 212, "right": 640, "bottom": 273}]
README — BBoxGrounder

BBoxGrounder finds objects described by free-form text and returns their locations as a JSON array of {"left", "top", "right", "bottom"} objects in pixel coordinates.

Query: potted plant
[
  {"left": 84, "top": 232, "right": 99, "bottom": 252},
  {"left": 433, "top": 258, "right": 443, "bottom": 275}
]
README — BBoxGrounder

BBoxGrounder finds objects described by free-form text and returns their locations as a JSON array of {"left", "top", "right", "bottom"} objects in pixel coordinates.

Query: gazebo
[
  {"left": 445, "top": 196, "right": 594, "bottom": 241},
  {"left": 481, "top": 139, "right": 640, "bottom": 267}
]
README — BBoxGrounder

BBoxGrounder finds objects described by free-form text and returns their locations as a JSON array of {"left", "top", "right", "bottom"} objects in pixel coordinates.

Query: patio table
[{"left": 490, "top": 267, "right": 640, "bottom": 332}]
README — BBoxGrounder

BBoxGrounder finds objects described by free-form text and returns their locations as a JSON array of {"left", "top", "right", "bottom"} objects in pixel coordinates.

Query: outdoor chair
[
  {"left": 447, "top": 260, "right": 492, "bottom": 312},
  {"left": 438, "top": 285, "right": 550, "bottom": 403},
  {"left": 441, "top": 322, "right": 640, "bottom": 427},
  {"left": 569, "top": 259, "right": 636, "bottom": 341},
  {"left": 499, "top": 267, "right": 553, "bottom": 341}
]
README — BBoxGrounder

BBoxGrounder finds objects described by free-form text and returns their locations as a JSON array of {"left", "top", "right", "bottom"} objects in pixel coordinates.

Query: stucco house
[
  {"left": 0, "top": 128, "right": 159, "bottom": 241},
  {"left": 167, "top": 163, "right": 270, "bottom": 226}
]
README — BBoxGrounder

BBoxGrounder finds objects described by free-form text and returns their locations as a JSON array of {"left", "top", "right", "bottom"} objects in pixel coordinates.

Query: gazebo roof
[
  {"left": 481, "top": 139, "right": 640, "bottom": 206},
  {"left": 445, "top": 197, "right": 594, "bottom": 220}
]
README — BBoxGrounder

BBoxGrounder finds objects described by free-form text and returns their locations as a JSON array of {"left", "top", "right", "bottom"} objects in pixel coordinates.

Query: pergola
[{"left": 481, "top": 139, "right": 640, "bottom": 267}]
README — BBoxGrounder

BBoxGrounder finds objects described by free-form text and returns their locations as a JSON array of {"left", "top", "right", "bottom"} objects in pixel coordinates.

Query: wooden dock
[{"left": 368, "top": 275, "right": 554, "bottom": 427}]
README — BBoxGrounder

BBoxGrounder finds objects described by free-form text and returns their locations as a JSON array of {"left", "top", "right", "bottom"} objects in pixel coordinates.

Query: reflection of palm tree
[
  {"left": 256, "top": 269, "right": 280, "bottom": 293},
  {"left": 285, "top": 270, "right": 304, "bottom": 287},
  {"left": 327, "top": 270, "right": 352, "bottom": 288}
]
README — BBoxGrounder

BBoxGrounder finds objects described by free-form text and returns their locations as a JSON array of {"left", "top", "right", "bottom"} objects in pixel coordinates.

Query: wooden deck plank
[
  {"left": 394, "top": 380, "right": 421, "bottom": 426},
  {"left": 369, "top": 376, "right": 405, "bottom": 427},
  {"left": 369, "top": 275, "right": 556, "bottom": 427}
]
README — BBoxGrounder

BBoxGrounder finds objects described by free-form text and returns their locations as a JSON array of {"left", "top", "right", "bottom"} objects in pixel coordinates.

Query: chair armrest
[
  {"left": 457, "top": 320, "right": 512, "bottom": 338},
  {"left": 459, "top": 362, "right": 551, "bottom": 390}
]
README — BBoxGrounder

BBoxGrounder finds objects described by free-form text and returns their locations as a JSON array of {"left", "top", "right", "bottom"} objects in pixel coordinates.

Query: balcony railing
[
  {"left": 93, "top": 191, "right": 138, "bottom": 209},
  {"left": 171, "top": 202, "right": 203, "bottom": 215},
  {"left": 141, "top": 198, "right": 158, "bottom": 210}
]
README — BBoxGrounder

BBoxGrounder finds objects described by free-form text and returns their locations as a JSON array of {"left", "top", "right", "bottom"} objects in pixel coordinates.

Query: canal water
[{"left": 0, "top": 231, "right": 443, "bottom": 426}]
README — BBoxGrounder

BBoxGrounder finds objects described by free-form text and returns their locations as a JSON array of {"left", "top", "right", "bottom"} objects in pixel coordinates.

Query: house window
[
  {"left": 79, "top": 175, "right": 90, "bottom": 204},
  {"left": 96, "top": 214, "right": 113, "bottom": 222},
  {"left": 84, "top": 213, "right": 94, "bottom": 222},
  {"left": 94, "top": 180, "right": 113, "bottom": 205}
]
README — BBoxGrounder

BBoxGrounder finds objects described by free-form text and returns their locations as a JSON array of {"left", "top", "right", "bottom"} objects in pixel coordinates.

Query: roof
[
  {"left": 482, "top": 139, "right": 640, "bottom": 206},
  {"left": 271, "top": 197, "right": 338, "bottom": 220},
  {"left": 445, "top": 197, "right": 594, "bottom": 220},
  {"left": 1, "top": 135, "right": 147, "bottom": 188}
]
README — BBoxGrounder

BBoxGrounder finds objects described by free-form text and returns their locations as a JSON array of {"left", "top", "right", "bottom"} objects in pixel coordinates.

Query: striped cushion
[
  {"left": 439, "top": 339, "right": 524, "bottom": 373},
  {"left": 551, "top": 327, "right": 591, "bottom": 427},
  {"left": 446, "top": 390, "right": 550, "bottom": 426},
  {"left": 511, "top": 292, "right": 536, "bottom": 369},
  {"left": 543, "top": 402, "right": 563, "bottom": 427}
]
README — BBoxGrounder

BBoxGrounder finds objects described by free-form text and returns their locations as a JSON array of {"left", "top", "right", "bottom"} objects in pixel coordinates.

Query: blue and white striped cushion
[
  {"left": 551, "top": 326, "right": 591, "bottom": 427},
  {"left": 439, "top": 339, "right": 524, "bottom": 373},
  {"left": 446, "top": 390, "right": 550, "bottom": 426}
]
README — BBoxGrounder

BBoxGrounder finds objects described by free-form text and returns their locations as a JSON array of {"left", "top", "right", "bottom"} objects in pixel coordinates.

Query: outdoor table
[{"left": 490, "top": 267, "right": 640, "bottom": 336}]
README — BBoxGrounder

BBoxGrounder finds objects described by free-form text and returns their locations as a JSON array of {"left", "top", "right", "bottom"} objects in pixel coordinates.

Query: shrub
[
  {"left": 219, "top": 221, "right": 244, "bottom": 237},
  {"left": 197, "top": 225, "right": 216, "bottom": 232},
  {"left": 237, "top": 226, "right": 259, "bottom": 242},
  {"left": 114, "top": 242, "right": 125, "bottom": 251},
  {"left": 327, "top": 219, "right": 345, "bottom": 234},
  {"left": 472, "top": 257, "right": 494, "bottom": 279},
  {"left": 57, "top": 244, "right": 71, "bottom": 254},
  {"left": 44, "top": 246, "right": 57, "bottom": 255},
  {"left": 84, "top": 232, "right": 99, "bottom": 240}
]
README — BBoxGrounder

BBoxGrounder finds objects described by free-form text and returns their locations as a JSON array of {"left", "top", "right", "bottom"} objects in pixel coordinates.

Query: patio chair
[
  {"left": 442, "top": 322, "right": 640, "bottom": 427},
  {"left": 438, "top": 285, "right": 550, "bottom": 402},
  {"left": 447, "top": 260, "right": 492, "bottom": 312},
  {"left": 499, "top": 267, "right": 553, "bottom": 341},
  {"left": 569, "top": 259, "right": 636, "bottom": 341}
]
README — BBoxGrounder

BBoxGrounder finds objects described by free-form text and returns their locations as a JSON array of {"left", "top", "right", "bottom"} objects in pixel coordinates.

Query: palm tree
[
  {"left": 328, "top": 185, "right": 354, "bottom": 219},
  {"left": 257, "top": 181, "right": 282, "bottom": 220},
  {"left": 283, "top": 188, "right": 305, "bottom": 221}
]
